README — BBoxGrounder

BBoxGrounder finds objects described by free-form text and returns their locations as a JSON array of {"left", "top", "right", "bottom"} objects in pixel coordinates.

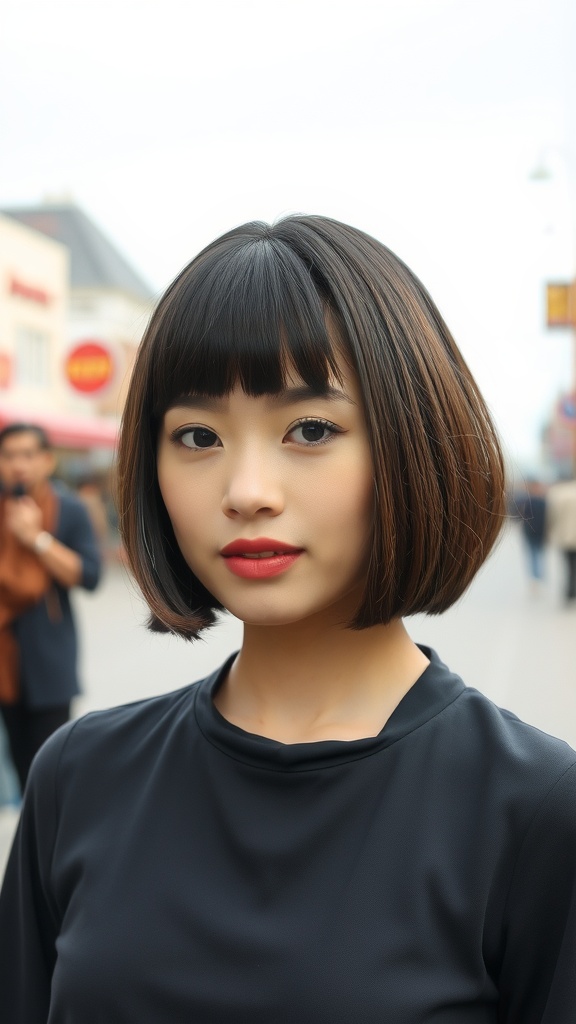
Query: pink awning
[{"left": 0, "top": 407, "right": 119, "bottom": 450}]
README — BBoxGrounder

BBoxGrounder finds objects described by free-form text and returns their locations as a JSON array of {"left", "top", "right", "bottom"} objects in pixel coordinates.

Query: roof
[
  {"left": 2, "top": 204, "right": 154, "bottom": 302},
  {"left": 0, "top": 406, "right": 118, "bottom": 449}
]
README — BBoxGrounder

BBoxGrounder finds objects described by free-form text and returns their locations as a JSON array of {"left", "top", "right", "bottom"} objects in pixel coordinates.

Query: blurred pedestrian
[
  {"left": 0, "top": 423, "right": 101, "bottom": 793},
  {"left": 547, "top": 476, "right": 576, "bottom": 602},
  {"left": 1, "top": 218, "right": 575, "bottom": 1021},
  {"left": 515, "top": 478, "right": 547, "bottom": 589}
]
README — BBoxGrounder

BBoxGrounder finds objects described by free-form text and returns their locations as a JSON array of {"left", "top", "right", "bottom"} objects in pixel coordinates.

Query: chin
[
  {"left": 217, "top": 594, "right": 316, "bottom": 628},
  {"left": 227, "top": 606, "right": 308, "bottom": 628},
  {"left": 222, "top": 593, "right": 355, "bottom": 630}
]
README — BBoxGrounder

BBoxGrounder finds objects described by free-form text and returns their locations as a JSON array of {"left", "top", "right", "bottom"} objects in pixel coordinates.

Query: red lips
[
  {"left": 220, "top": 538, "right": 303, "bottom": 579},
  {"left": 220, "top": 537, "right": 302, "bottom": 556}
]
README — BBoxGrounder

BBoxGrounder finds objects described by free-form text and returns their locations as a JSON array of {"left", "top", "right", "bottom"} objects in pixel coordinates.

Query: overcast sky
[{"left": 2, "top": 0, "right": 575, "bottom": 468}]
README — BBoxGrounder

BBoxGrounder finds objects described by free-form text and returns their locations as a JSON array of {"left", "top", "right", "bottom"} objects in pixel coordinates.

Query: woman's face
[{"left": 157, "top": 361, "right": 374, "bottom": 629}]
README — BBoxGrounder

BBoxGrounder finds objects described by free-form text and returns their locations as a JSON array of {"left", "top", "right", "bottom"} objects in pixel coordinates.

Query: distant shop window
[{"left": 15, "top": 326, "right": 50, "bottom": 387}]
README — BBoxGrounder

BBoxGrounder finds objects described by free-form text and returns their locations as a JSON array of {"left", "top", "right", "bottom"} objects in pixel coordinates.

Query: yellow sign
[{"left": 546, "top": 282, "right": 576, "bottom": 327}]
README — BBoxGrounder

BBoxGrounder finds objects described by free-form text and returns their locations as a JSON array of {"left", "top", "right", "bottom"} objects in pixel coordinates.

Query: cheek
[
  {"left": 157, "top": 466, "right": 196, "bottom": 542},
  {"left": 163, "top": 486, "right": 202, "bottom": 542},
  {"left": 160, "top": 477, "right": 225, "bottom": 582},
  {"left": 316, "top": 457, "right": 374, "bottom": 541},
  {"left": 341, "top": 453, "right": 374, "bottom": 516}
]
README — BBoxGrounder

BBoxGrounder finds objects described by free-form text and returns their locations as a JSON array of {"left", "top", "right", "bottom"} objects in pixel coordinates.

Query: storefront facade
[
  {"left": 0, "top": 213, "right": 70, "bottom": 420},
  {"left": 0, "top": 206, "right": 154, "bottom": 552}
]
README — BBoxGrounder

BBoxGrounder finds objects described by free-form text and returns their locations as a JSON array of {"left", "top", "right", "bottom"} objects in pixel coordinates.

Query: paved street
[{"left": 2, "top": 521, "right": 576, "bottom": 877}]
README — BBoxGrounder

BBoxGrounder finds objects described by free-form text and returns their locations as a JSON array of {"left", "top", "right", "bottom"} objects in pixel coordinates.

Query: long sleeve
[
  {"left": 497, "top": 761, "right": 576, "bottom": 1022},
  {"left": 0, "top": 727, "right": 67, "bottom": 1023},
  {"left": 58, "top": 495, "right": 102, "bottom": 592}
]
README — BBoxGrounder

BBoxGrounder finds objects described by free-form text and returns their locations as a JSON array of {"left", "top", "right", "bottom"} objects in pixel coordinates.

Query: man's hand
[
  {"left": 4, "top": 495, "right": 83, "bottom": 588},
  {"left": 4, "top": 496, "right": 43, "bottom": 548}
]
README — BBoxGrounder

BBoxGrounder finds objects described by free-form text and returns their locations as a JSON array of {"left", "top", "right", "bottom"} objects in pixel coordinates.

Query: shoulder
[
  {"left": 450, "top": 681, "right": 575, "bottom": 764},
  {"left": 69, "top": 681, "right": 202, "bottom": 750},
  {"left": 28, "top": 678, "right": 207, "bottom": 797},
  {"left": 52, "top": 482, "right": 89, "bottom": 519},
  {"left": 444, "top": 682, "right": 576, "bottom": 821},
  {"left": 418, "top": 651, "right": 575, "bottom": 780},
  {"left": 414, "top": 651, "right": 575, "bottom": 824},
  {"left": 50, "top": 481, "right": 94, "bottom": 539}
]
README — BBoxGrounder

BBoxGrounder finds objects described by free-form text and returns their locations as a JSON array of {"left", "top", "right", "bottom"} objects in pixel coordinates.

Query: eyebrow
[{"left": 167, "top": 385, "right": 356, "bottom": 412}]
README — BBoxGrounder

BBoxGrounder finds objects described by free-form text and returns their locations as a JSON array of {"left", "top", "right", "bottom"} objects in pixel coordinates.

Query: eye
[
  {"left": 284, "top": 418, "right": 341, "bottom": 446},
  {"left": 173, "top": 426, "right": 221, "bottom": 450}
]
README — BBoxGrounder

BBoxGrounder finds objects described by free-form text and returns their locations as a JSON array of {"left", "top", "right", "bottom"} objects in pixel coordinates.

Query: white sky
[{"left": 2, "top": 0, "right": 576, "bottom": 469}]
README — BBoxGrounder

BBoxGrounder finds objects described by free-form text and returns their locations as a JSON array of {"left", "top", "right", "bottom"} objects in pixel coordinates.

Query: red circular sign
[{"left": 66, "top": 341, "right": 114, "bottom": 393}]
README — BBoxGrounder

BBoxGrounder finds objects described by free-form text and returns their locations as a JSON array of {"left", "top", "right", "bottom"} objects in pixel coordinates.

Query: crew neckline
[{"left": 194, "top": 646, "right": 465, "bottom": 772}]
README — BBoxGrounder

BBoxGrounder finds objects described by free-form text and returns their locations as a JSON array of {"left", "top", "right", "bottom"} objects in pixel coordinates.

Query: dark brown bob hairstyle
[{"left": 118, "top": 215, "right": 506, "bottom": 638}]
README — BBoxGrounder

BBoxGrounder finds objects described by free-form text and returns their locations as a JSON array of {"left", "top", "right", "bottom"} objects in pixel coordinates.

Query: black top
[{"left": 1, "top": 648, "right": 575, "bottom": 1023}]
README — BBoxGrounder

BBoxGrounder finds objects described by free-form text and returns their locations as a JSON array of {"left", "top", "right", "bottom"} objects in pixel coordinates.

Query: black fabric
[
  {"left": 0, "top": 701, "right": 70, "bottom": 791},
  {"left": 0, "top": 647, "right": 575, "bottom": 1023}
]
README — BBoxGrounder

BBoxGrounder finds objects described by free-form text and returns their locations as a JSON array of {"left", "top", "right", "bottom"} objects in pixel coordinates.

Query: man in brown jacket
[{"left": 0, "top": 423, "right": 101, "bottom": 791}]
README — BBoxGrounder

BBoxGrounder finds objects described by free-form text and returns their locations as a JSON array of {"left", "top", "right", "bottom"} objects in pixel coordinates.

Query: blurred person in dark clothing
[
  {"left": 547, "top": 476, "right": 576, "bottom": 602},
  {"left": 515, "top": 478, "right": 547, "bottom": 589},
  {"left": 0, "top": 423, "right": 101, "bottom": 791}
]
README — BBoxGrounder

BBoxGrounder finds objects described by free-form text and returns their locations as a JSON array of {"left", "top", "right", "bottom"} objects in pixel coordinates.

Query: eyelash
[
  {"left": 171, "top": 418, "right": 342, "bottom": 451},
  {"left": 286, "top": 418, "right": 341, "bottom": 446}
]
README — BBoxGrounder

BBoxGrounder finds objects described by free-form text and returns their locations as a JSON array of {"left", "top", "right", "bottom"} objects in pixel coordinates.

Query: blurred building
[
  {"left": 0, "top": 202, "right": 154, "bottom": 478},
  {"left": 0, "top": 212, "right": 70, "bottom": 418}
]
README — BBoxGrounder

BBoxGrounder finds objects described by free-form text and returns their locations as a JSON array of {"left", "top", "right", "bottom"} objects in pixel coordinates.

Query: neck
[{"left": 214, "top": 616, "right": 429, "bottom": 744}]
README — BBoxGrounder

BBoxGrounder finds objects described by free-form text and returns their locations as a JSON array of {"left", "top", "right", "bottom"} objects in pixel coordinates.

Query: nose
[
  {"left": 7, "top": 457, "right": 26, "bottom": 480},
  {"left": 221, "top": 448, "right": 284, "bottom": 520}
]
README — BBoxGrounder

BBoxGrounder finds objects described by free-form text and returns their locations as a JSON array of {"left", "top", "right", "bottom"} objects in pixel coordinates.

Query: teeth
[{"left": 241, "top": 551, "right": 277, "bottom": 559}]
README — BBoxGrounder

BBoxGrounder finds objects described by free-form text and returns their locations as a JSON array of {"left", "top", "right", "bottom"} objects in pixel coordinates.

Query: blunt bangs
[{"left": 150, "top": 228, "right": 344, "bottom": 419}]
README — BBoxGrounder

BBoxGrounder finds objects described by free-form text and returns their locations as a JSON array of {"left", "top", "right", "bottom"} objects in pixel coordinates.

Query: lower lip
[{"left": 223, "top": 553, "right": 302, "bottom": 579}]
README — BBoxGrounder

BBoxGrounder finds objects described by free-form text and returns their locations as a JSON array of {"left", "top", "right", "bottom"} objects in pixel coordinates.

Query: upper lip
[{"left": 220, "top": 538, "right": 303, "bottom": 556}]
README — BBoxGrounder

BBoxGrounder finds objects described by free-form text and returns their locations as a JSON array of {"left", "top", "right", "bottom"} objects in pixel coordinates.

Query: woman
[{"left": 0, "top": 215, "right": 574, "bottom": 1022}]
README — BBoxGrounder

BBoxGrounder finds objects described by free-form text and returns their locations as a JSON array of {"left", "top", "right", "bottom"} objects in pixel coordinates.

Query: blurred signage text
[{"left": 9, "top": 276, "right": 52, "bottom": 305}]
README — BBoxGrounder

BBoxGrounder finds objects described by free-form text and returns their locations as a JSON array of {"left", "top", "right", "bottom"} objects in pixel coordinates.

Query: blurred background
[
  {"left": 1, "top": 0, "right": 576, "bottom": 496},
  {"left": 1, "top": 0, "right": 576, "bottom": 858}
]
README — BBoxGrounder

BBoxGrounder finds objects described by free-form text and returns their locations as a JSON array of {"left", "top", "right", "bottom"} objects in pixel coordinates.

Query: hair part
[{"left": 117, "top": 215, "right": 506, "bottom": 639}]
